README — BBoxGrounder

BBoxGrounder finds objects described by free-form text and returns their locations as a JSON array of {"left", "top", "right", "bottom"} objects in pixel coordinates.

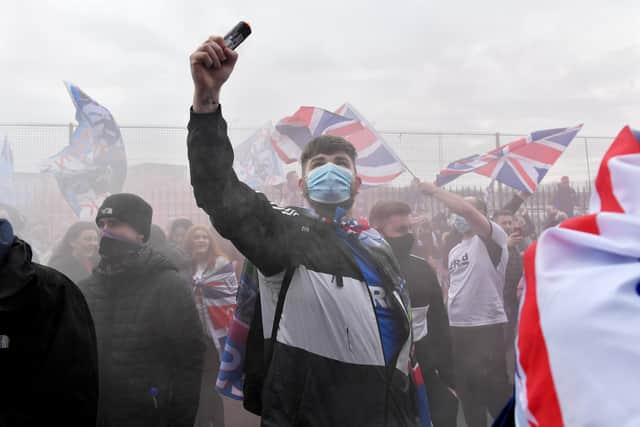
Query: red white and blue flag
[
  {"left": 194, "top": 261, "right": 239, "bottom": 353},
  {"left": 514, "top": 126, "right": 640, "bottom": 426},
  {"left": 272, "top": 104, "right": 405, "bottom": 186},
  {"left": 216, "top": 261, "right": 260, "bottom": 400},
  {"left": 436, "top": 125, "right": 582, "bottom": 192}
]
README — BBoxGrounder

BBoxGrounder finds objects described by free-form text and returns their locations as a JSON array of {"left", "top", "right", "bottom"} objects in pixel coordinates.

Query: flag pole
[
  {"left": 396, "top": 133, "right": 419, "bottom": 179},
  {"left": 485, "top": 175, "right": 498, "bottom": 213}
]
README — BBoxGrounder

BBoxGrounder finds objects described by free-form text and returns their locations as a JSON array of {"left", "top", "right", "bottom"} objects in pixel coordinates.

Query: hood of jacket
[{"left": 0, "top": 239, "right": 35, "bottom": 300}]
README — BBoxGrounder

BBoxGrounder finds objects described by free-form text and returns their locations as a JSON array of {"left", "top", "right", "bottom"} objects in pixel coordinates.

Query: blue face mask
[
  {"left": 451, "top": 214, "right": 471, "bottom": 234},
  {"left": 306, "top": 163, "right": 353, "bottom": 204}
]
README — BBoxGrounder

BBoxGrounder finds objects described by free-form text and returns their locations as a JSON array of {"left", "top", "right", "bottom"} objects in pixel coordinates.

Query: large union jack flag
[
  {"left": 272, "top": 103, "right": 405, "bottom": 186},
  {"left": 510, "top": 126, "right": 640, "bottom": 427},
  {"left": 436, "top": 125, "right": 583, "bottom": 192}
]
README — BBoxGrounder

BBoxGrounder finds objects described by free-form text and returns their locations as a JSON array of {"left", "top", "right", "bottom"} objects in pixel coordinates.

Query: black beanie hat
[{"left": 95, "top": 193, "right": 153, "bottom": 242}]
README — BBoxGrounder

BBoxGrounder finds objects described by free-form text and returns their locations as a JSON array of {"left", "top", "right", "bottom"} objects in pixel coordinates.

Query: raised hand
[{"left": 190, "top": 36, "right": 239, "bottom": 113}]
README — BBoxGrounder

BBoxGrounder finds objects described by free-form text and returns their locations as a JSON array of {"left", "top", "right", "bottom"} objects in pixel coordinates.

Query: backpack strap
[
  {"left": 265, "top": 266, "right": 296, "bottom": 366},
  {"left": 243, "top": 265, "right": 296, "bottom": 415}
]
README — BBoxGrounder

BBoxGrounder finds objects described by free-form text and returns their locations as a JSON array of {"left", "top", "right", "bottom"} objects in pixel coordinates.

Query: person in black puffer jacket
[
  {"left": 78, "top": 194, "right": 205, "bottom": 427},
  {"left": 0, "top": 218, "right": 99, "bottom": 426}
]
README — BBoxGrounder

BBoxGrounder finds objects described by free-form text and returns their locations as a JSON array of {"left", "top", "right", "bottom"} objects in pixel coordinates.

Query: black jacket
[
  {"left": 397, "top": 253, "right": 454, "bottom": 388},
  {"left": 78, "top": 246, "right": 205, "bottom": 427},
  {"left": 188, "top": 107, "right": 415, "bottom": 427},
  {"left": 504, "top": 247, "right": 523, "bottom": 325},
  {"left": 0, "top": 239, "right": 98, "bottom": 426},
  {"left": 501, "top": 194, "right": 526, "bottom": 324}
]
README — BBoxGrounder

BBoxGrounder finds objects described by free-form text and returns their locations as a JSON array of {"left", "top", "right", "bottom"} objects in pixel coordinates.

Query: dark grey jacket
[{"left": 78, "top": 246, "right": 205, "bottom": 427}]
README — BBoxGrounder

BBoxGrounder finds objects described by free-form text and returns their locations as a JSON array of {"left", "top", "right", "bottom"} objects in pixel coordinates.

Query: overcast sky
[{"left": 2, "top": 0, "right": 640, "bottom": 179}]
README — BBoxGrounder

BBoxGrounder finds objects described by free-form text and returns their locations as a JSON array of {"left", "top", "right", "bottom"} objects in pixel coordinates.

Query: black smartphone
[{"left": 224, "top": 21, "right": 252, "bottom": 50}]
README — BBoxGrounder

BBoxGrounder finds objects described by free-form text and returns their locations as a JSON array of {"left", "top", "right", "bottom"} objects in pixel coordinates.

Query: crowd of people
[{"left": 0, "top": 33, "right": 622, "bottom": 427}]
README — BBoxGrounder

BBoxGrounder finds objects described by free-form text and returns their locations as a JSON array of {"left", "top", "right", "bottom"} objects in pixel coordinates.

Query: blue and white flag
[
  {"left": 0, "top": 136, "right": 16, "bottom": 207},
  {"left": 42, "top": 82, "right": 127, "bottom": 219},
  {"left": 233, "top": 123, "right": 284, "bottom": 190}
]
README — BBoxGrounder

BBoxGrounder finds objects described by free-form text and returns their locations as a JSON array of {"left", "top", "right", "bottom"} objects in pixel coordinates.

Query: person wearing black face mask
[
  {"left": 370, "top": 201, "right": 458, "bottom": 427},
  {"left": 77, "top": 193, "right": 205, "bottom": 427}
]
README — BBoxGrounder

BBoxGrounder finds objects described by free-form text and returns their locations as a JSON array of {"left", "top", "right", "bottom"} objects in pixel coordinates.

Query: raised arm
[
  {"left": 188, "top": 36, "right": 291, "bottom": 276},
  {"left": 419, "top": 182, "right": 491, "bottom": 239}
]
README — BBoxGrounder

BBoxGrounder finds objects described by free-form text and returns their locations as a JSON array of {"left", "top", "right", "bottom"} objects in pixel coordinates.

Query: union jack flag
[
  {"left": 436, "top": 125, "right": 583, "bottom": 192},
  {"left": 216, "top": 260, "right": 259, "bottom": 400},
  {"left": 511, "top": 126, "right": 640, "bottom": 427},
  {"left": 193, "top": 261, "right": 239, "bottom": 353},
  {"left": 272, "top": 104, "right": 405, "bottom": 186}
]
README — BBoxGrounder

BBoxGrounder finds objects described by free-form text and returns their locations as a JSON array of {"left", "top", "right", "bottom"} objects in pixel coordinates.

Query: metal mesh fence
[
  {"left": 0, "top": 122, "right": 614, "bottom": 181},
  {"left": 0, "top": 122, "right": 610, "bottom": 250}
]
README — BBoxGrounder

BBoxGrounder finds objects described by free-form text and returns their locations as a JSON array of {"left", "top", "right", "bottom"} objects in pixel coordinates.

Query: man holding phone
[{"left": 187, "top": 35, "right": 417, "bottom": 426}]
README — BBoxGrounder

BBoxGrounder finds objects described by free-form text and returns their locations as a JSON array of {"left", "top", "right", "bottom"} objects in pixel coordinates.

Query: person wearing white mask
[{"left": 420, "top": 183, "right": 511, "bottom": 427}]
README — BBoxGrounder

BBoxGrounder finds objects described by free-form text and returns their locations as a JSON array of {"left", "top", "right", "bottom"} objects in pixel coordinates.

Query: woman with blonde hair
[{"left": 183, "top": 225, "right": 238, "bottom": 427}]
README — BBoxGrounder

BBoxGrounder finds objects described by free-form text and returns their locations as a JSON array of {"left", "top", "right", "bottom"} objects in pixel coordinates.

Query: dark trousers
[
  {"left": 451, "top": 324, "right": 511, "bottom": 427},
  {"left": 414, "top": 339, "right": 458, "bottom": 427},
  {"left": 195, "top": 341, "right": 225, "bottom": 427}
]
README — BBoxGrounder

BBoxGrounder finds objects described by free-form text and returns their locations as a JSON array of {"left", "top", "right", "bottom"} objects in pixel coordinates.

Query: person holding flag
[
  {"left": 183, "top": 224, "right": 239, "bottom": 427},
  {"left": 419, "top": 182, "right": 511, "bottom": 427}
]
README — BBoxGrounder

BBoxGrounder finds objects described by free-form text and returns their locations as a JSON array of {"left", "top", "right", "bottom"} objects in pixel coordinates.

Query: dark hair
[
  {"left": 369, "top": 200, "right": 412, "bottom": 228},
  {"left": 168, "top": 218, "right": 193, "bottom": 242},
  {"left": 300, "top": 135, "right": 357, "bottom": 171},
  {"left": 492, "top": 209, "right": 514, "bottom": 220},
  {"left": 49, "top": 221, "right": 98, "bottom": 262}
]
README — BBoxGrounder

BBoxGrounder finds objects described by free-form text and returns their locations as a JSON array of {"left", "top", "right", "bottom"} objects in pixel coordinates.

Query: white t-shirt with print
[{"left": 447, "top": 221, "right": 509, "bottom": 327}]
